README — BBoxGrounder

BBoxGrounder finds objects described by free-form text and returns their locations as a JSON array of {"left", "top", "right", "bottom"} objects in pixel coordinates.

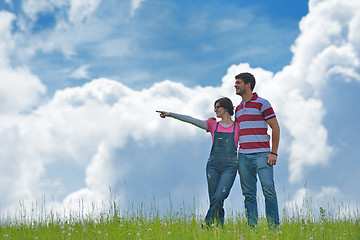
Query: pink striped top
[{"left": 206, "top": 120, "right": 240, "bottom": 147}]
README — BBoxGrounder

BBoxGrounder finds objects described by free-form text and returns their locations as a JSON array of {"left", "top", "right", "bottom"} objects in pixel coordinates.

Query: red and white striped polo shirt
[{"left": 235, "top": 92, "right": 276, "bottom": 154}]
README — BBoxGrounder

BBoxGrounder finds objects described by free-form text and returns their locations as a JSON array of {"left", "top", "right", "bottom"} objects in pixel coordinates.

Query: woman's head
[{"left": 214, "top": 97, "right": 234, "bottom": 116}]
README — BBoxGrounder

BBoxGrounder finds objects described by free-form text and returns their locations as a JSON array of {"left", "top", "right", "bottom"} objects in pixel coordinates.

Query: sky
[{"left": 0, "top": 0, "right": 360, "bottom": 220}]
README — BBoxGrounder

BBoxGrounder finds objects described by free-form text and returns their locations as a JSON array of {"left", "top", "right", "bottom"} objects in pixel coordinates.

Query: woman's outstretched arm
[{"left": 156, "top": 110, "right": 208, "bottom": 130}]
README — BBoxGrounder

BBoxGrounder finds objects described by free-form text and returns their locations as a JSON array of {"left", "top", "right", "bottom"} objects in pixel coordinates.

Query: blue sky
[{"left": 0, "top": 0, "right": 359, "bottom": 219}]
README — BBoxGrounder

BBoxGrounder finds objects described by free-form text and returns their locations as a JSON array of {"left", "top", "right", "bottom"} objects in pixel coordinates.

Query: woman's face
[{"left": 214, "top": 102, "right": 227, "bottom": 118}]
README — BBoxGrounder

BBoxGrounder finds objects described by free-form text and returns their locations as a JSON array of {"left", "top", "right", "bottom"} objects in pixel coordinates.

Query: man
[{"left": 234, "top": 72, "right": 280, "bottom": 228}]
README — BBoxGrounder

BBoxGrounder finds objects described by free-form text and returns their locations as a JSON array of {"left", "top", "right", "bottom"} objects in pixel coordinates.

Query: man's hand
[
  {"left": 266, "top": 117, "right": 280, "bottom": 166},
  {"left": 207, "top": 117, "right": 216, "bottom": 121},
  {"left": 266, "top": 153, "right": 277, "bottom": 166},
  {"left": 156, "top": 110, "right": 170, "bottom": 118}
]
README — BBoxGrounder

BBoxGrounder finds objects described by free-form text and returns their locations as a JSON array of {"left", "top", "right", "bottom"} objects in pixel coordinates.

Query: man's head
[{"left": 234, "top": 72, "right": 256, "bottom": 96}]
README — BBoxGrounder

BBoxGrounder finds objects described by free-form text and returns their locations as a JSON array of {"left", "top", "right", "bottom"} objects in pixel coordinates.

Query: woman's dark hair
[{"left": 214, "top": 97, "right": 234, "bottom": 116}]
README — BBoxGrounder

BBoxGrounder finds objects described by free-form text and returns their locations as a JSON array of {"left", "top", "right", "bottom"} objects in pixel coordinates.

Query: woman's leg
[{"left": 205, "top": 161, "right": 237, "bottom": 226}]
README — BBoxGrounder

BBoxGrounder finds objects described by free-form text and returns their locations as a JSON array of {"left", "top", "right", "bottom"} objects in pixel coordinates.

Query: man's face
[{"left": 234, "top": 78, "right": 246, "bottom": 96}]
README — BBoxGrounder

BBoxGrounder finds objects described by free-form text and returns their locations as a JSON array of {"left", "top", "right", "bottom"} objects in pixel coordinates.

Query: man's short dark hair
[{"left": 235, "top": 72, "right": 256, "bottom": 91}]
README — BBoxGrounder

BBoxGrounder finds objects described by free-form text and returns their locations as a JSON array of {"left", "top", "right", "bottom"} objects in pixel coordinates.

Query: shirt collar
[
  {"left": 241, "top": 92, "right": 258, "bottom": 105},
  {"left": 251, "top": 92, "right": 258, "bottom": 101}
]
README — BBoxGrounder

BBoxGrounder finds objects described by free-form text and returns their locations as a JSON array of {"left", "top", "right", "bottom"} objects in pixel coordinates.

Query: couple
[{"left": 156, "top": 72, "right": 280, "bottom": 228}]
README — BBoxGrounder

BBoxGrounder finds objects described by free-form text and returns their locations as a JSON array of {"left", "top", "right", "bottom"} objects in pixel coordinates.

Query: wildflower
[
  {"left": 98, "top": 231, "right": 101, "bottom": 234},
  {"left": 4, "top": 234, "right": 9, "bottom": 238},
  {"left": 277, "top": 231, "right": 283, "bottom": 235},
  {"left": 262, "top": 236, "right": 267, "bottom": 239},
  {"left": 128, "top": 232, "right": 131, "bottom": 236},
  {"left": 68, "top": 233, "right": 71, "bottom": 237},
  {"left": 309, "top": 237, "right": 313, "bottom": 240},
  {"left": 137, "top": 232, "right": 140, "bottom": 236},
  {"left": 148, "top": 228, "right": 152, "bottom": 232},
  {"left": 300, "top": 226, "right": 304, "bottom": 231},
  {"left": 167, "top": 231, "right": 171, "bottom": 235}
]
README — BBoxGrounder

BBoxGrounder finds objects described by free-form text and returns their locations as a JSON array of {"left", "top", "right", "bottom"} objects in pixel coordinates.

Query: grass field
[{"left": 1, "top": 199, "right": 359, "bottom": 239}]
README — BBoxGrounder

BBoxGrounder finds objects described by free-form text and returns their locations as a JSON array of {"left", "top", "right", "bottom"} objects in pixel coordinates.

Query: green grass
[{"left": 1, "top": 201, "right": 359, "bottom": 239}]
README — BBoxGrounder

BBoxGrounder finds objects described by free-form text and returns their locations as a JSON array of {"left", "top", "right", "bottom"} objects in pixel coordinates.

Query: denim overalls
[{"left": 205, "top": 122, "right": 238, "bottom": 226}]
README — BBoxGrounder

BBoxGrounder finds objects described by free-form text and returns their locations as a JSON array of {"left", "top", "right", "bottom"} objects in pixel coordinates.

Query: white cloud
[
  {"left": 0, "top": 11, "right": 16, "bottom": 67},
  {"left": 0, "top": 76, "right": 223, "bottom": 211},
  {"left": 131, "top": 0, "right": 146, "bottom": 16},
  {"left": 68, "top": 0, "right": 102, "bottom": 24},
  {"left": 18, "top": 0, "right": 107, "bottom": 57},
  {"left": 21, "top": 0, "right": 102, "bottom": 24},
  {"left": 70, "top": 64, "right": 90, "bottom": 79},
  {"left": 261, "top": 0, "right": 360, "bottom": 182},
  {"left": 0, "top": 11, "right": 46, "bottom": 114},
  {"left": 22, "top": 0, "right": 67, "bottom": 21}
]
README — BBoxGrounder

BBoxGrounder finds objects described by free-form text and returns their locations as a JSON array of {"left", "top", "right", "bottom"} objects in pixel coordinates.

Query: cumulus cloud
[
  {"left": 259, "top": 0, "right": 360, "bottom": 182},
  {"left": 0, "top": 76, "right": 234, "bottom": 216}
]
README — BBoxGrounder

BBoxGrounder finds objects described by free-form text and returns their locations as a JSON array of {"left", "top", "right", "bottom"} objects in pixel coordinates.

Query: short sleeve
[
  {"left": 205, "top": 120, "right": 217, "bottom": 133},
  {"left": 261, "top": 99, "right": 276, "bottom": 120}
]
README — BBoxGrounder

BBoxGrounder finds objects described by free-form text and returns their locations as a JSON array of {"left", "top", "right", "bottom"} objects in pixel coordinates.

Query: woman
[{"left": 156, "top": 97, "right": 239, "bottom": 227}]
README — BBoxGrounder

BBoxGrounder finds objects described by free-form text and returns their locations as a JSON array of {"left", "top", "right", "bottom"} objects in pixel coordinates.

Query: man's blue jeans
[{"left": 238, "top": 152, "right": 279, "bottom": 227}]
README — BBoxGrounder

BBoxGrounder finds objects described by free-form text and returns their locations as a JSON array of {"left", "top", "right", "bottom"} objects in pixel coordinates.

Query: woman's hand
[{"left": 156, "top": 110, "right": 170, "bottom": 118}]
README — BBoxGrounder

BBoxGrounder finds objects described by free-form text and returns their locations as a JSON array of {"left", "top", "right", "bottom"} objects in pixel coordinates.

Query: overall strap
[
  {"left": 215, "top": 122, "right": 220, "bottom": 132},
  {"left": 232, "top": 121, "right": 236, "bottom": 132}
]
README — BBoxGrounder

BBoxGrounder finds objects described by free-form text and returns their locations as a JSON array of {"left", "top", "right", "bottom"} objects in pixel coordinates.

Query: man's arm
[{"left": 266, "top": 117, "right": 280, "bottom": 166}]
